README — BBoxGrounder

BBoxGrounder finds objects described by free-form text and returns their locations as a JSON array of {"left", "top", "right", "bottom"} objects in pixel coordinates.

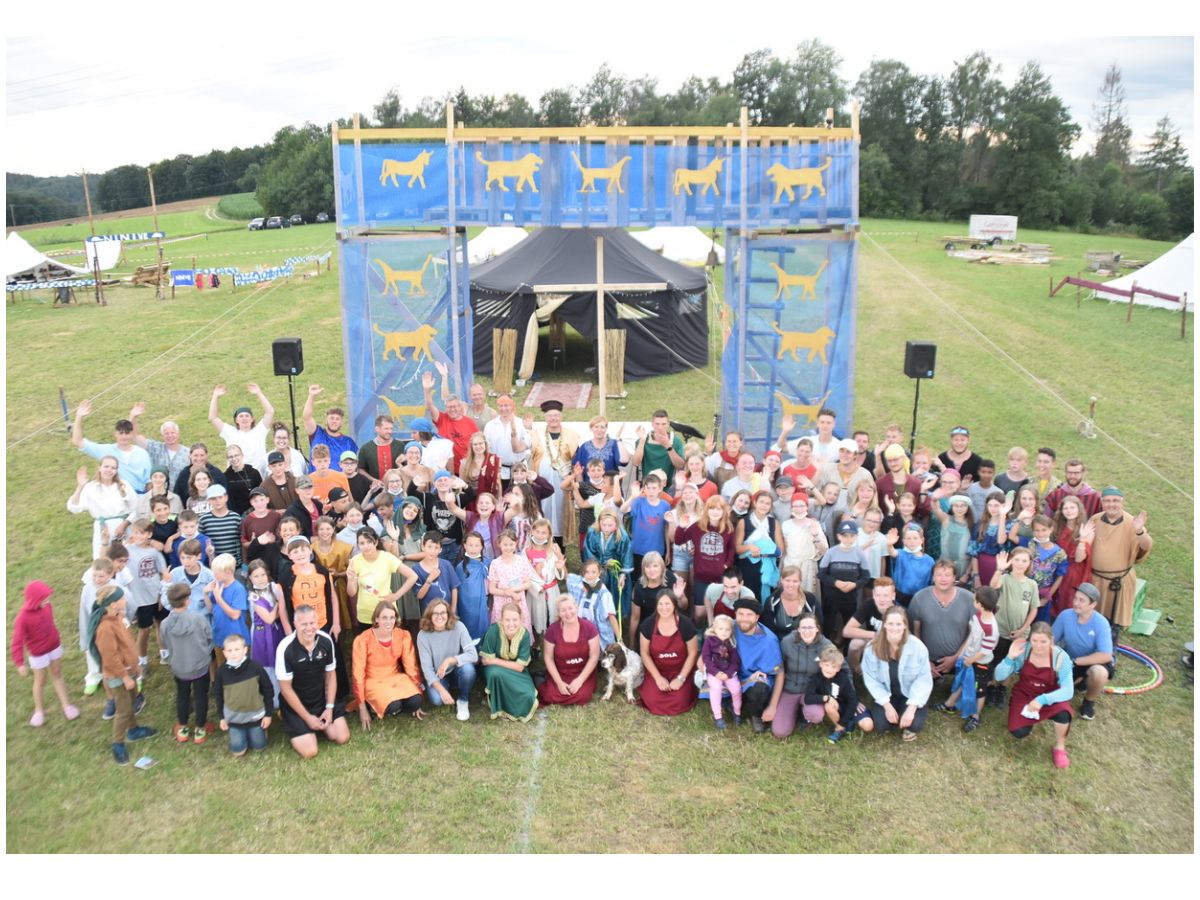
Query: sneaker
[
  {"left": 1080, "top": 699, "right": 1096, "bottom": 720},
  {"left": 159, "top": 649, "right": 170, "bottom": 663},
  {"left": 174, "top": 724, "right": 191, "bottom": 743},
  {"left": 112, "top": 742, "right": 130, "bottom": 766},
  {"left": 962, "top": 715, "right": 981, "bottom": 733},
  {"left": 827, "top": 728, "right": 848, "bottom": 743},
  {"left": 714, "top": 718, "right": 726, "bottom": 730},
  {"left": 456, "top": 699, "right": 470, "bottom": 722},
  {"left": 133, "top": 693, "right": 146, "bottom": 715},
  {"left": 83, "top": 682, "right": 100, "bottom": 696},
  {"left": 1052, "top": 747, "right": 1070, "bottom": 769},
  {"left": 102, "top": 699, "right": 116, "bottom": 720},
  {"left": 933, "top": 702, "right": 957, "bottom": 714},
  {"left": 30, "top": 710, "right": 46, "bottom": 727},
  {"left": 192, "top": 729, "right": 206, "bottom": 745},
  {"left": 733, "top": 714, "right": 743, "bottom": 726},
  {"left": 127, "top": 725, "right": 156, "bottom": 742},
  {"left": 64, "top": 705, "right": 80, "bottom": 721}
]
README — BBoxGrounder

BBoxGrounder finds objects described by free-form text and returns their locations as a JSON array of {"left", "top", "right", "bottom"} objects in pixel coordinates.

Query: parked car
[
  {"left": 265, "top": 216, "right": 284, "bottom": 229},
  {"left": 288, "top": 214, "right": 304, "bottom": 226},
  {"left": 248, "top": 217, "right": 265, "bottom": 231},
  {"left": 315, "top": 212, "right": 330, "bottom": 223}
]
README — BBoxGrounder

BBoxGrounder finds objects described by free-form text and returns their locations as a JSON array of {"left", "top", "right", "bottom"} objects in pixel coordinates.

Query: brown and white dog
[{"left": 600, "top": 642, "right": 644, "bottom": 702}]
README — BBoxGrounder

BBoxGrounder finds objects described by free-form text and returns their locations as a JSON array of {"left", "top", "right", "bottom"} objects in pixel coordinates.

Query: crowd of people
[{"left": 12, "top": 374, "right": 1154, "bottom": 771}]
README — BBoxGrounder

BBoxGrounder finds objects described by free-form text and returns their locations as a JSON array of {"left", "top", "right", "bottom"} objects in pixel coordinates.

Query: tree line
[{"left": 7, "top": 42, "right": 1192, "bottom": 239}]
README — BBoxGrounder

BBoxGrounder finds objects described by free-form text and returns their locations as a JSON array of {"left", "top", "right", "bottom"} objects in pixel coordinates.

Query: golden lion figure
[
  {"left": 372, "top": 322, "right": 439, "bottom": 363},
  {"left": 373, "top": 255, "right": 434, "bottom": 297},
  {"left": 571, "top": 152, "right": 632, "bottom": 193},
  {"left": 672, "top": 157, "right": 725, "bottom": 197},
  {"left": 475, "top": 152, "right": 542, "bottom": 192},
  {"left": 769, "top": 260, "right": 828, "bottom": 301},
  {"left": 377, "top": 396, "right": 427, "bottom": 420},
  {"left": 379, "top": 150, "right": 434, "bottom": 188},
  {"left": 766, "top": 157, "right": 832, "bottom": 202},
  {"left": 775, "top": 391, "right": 832, "bottom": 425},
  {"left": 771, "top": 323, "right": 836, "bottom": 365}
]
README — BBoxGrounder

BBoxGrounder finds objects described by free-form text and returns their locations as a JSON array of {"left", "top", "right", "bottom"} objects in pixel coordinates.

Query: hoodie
[
  {"left": 161, "top": 609, "right": 214, "bottom": 680},
  {"left": 11, "top": 581, "right": 62, "bottom": 666}
]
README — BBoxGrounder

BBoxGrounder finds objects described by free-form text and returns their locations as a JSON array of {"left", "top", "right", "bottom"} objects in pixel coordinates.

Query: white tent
[
  {"left": 630, "top": 226, "right": 725, "bottom": 266},
  {"left": 466, "top": 226, "right": 528, "bottom": 265},
  {"left": 85, "top": 239, "right": 123, "bottom": 272},
  {"left": 4, "top": 231, "right": 89, "bottom": 282},
  {"left": 1098, "top": 234, "right": 1193, "bottom": 311}
]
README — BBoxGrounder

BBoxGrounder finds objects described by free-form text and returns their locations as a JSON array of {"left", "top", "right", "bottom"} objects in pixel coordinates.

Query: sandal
[
  {"left": 932, "top": 702, "right": 957, "bottom": 714},
  {"left": 902, "top": 729, "right": 918, "bottom": 742},
  {"left": 962, "top": 715, "right": 980, "bottom": 733}
]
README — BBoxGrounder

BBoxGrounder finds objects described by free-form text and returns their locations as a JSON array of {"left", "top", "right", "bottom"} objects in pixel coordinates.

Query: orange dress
[{"left": 352, "top": 628, "right": 422, "bottom": 717}]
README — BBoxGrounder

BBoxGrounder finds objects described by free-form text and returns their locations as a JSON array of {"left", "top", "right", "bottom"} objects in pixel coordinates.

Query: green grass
[
  {"left": 215, "top": 192, "right": 265, "bottom": 220},
  {"left": 5, "top": 215, "right": 1193, "bottom": 853}
]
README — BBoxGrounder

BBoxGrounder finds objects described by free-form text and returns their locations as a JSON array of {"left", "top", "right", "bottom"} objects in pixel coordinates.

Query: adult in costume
[
  {"left": 529, "top": 399, "right": 579, "bottom": 545},
  {"left": 537, "top": 596, "right": 600, "bottom": 706},
  {"left": 638, "top": 590, "right": 699, "bottom": 715},
  {"left": 1084, "top": 486, "right": 1151, "bottom": 644},
  {"left": 480, "top": 603, "right": 538, "bottom": 721},
  {"left": 351, "top": 601, "right": 423, "bottom": 729}
]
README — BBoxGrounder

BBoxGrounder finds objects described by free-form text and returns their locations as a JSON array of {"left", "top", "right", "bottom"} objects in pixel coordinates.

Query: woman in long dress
[
  {"left": 537, "top": 596, "right": 600, "bottom": 706},
  {"left": 638, "top": 590, "right": 699, "bottom": 716},
  {"left": 67, "top": 457, "right": 135, "bottom": 558},
  {"left": 480, "top": 603, "right": 537, "bottom": 722}
]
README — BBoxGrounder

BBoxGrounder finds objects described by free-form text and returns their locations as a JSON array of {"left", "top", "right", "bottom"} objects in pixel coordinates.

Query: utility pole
[
  {"left": 80, "top": 169, "right": 103, "bottom": 304},
  {"left": 147, "top": 165, "right": 164, "bottom": 299}
]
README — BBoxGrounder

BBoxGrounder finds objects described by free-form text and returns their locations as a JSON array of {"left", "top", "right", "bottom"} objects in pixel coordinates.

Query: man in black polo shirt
[{"left": 275, "top": 605, "right": 350, "bottom": 759}]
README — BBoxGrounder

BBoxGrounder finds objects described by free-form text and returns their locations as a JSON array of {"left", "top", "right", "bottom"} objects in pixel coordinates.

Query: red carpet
[{"left": 523, "top": 382, "right": 593, "bottom": 409}]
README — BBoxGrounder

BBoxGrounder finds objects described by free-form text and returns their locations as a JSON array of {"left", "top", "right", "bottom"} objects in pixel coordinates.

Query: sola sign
[{"left": 86, "top": 232, "right": 165, "bottom": 242}]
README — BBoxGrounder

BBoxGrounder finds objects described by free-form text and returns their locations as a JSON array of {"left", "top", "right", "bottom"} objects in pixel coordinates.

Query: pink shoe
[
  {"left": 64, "top": 705, "right": 81, "bottom": 721},
  {"left": 1052, "top": 747, "right": 1070, "bottom": 769},
  {"left": 29, "top": 710, "right": 45, "bottom": 727}
]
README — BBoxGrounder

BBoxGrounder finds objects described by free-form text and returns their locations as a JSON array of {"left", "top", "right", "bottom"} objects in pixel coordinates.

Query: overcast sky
[{"left": 4, "top": 1, "right": 1194, "bottom": 178}]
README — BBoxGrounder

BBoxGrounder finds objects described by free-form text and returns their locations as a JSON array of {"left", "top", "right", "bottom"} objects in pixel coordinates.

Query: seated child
[{"left": 802, "top": 645, "right": 873, "bottom": 742}]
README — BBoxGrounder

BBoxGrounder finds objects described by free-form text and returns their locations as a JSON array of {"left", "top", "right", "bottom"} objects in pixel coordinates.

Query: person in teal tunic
[{"left": 479, "top": 602, "right": 537, "bottom": 722}]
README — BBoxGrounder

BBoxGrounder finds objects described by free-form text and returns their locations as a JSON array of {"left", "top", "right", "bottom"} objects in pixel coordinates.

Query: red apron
[
  {"left": 1007, "top": 654, "right": 1074, "bottom": 732},
  {"left": 537, "top": 623, "right": 597, "bottom": 706},
  {"left": 638, "top": 618, "right": 697, "bottom": 716}
]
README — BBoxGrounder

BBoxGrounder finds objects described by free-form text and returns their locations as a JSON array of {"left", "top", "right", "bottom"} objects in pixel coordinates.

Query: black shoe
[
  {"left": 1080, "top": 699, "right": 1096, "bottom": 720},
  {"left": 751, "top": 716, "right": 765, "bottom": 734},
  {"left": 990, "top": 685, "right": 1007, "bottom": 709}
]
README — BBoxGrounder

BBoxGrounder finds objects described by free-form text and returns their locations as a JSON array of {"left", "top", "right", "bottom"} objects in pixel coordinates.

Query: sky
[{"left": 4, "top": 1, "right": 1194, "bottom": 178}]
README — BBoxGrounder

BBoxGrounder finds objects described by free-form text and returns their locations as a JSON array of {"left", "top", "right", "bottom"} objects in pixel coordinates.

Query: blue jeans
[
  {"left": 426, "top": 662, "right": 477, "bottom": 705},
  {"left": 228, "top": 722, "right": 268, "bottom": 754}
]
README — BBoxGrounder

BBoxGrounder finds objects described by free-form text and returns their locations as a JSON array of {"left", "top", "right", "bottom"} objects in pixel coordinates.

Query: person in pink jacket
[{"left": 11, "top": 581, "right": 80, "bottom": 727}]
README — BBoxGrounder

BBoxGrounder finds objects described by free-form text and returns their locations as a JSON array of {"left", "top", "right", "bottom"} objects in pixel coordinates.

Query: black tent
[{"left": 470, "top": 227, "right": 709, "bottom": 381}]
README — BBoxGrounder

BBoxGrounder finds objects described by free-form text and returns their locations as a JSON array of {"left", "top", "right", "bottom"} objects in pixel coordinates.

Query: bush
[{"left": 216, "top": 193, "right": 264, "bottom": 220}]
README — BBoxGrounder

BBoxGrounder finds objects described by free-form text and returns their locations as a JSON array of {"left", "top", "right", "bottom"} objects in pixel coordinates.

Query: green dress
[{"left": 480, "top": 623, "right": 538, "bottom": 722}]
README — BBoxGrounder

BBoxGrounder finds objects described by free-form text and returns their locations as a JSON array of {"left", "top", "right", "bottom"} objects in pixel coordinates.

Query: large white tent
[
  {"left": 630, "top": 226, "right": 725, "bottom": 266},
  {"left": 1099, "top": 233, "right": 1194, "bottom": 311},
  {"left": 465, "top": 226, "right": 528, "bottom": 265},
  {"left": 4, "top": 231, "right": 89, "bottom": 282}
]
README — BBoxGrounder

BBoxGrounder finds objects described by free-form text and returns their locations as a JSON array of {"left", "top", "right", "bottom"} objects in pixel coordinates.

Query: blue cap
[{"left": 409, "top": 417, "right": 438, "bottom": 436}]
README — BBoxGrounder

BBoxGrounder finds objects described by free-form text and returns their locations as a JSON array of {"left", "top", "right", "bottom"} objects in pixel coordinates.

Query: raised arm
[
  {"left": 248, "top": 382, "right": 275, "bottom": 427},
  {"left": 209, "top": 385, "right": 227, "bottom": 432},
  {"left": 128, "top": 401, "right": 150, "bottom": 448},
  {"left": 422, "top": 370, "right": 443, "bottom": 419},
  {"left": 71, "top": 399, "right": 92, "bottom": 449},
  {"left": 302, "top": 384, "right": 321, "bottom": 437}
]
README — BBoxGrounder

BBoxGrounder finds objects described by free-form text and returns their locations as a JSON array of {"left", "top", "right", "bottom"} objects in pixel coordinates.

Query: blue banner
[
  {"left": 87, "top": 232, "right": 164, "bottom": 242},
  {"left": 6, "top": 279, "right": 96, "bottom": 291},
  {"left": 338, "top": 233, "right": 472, "bottom": 445},
  {"left": 336, "top": 139, "right": 858, "bottom": 229},
  {"left": 232, "top": 265, "right": 294, "bottom": 287},
  {"left": 171, "top": 270, "right": 195, "bottom": 287},
  {"left": 721, "top": 233, "right": 858, "bottom": 456}
]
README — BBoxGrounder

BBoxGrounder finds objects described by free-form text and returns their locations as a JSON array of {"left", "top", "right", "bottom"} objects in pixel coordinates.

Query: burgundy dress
[
  {"left": 1051, "top": 526, "right": 1092, "bottom": 619},
  {"left": 537, "top": 619, "right": 599, "bottom": 706},
  {"left": 638, "top": 615, "right": 698, "bottom": 716},
  {"left": 1007, "top": 654, "right": 1074, "bottom": 733}
]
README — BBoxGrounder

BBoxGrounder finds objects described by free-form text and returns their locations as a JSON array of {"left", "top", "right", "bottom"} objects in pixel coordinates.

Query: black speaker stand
[
  {"left": 908, "top": 377, "right": 921, "bottom": 456},
  {"left": 286, "top": 374, "right": 300, "bottom": 451}
]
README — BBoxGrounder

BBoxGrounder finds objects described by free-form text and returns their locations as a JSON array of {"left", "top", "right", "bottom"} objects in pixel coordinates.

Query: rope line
[{"left": 862, "top": 233, "right": 1192, "bottom": 502}]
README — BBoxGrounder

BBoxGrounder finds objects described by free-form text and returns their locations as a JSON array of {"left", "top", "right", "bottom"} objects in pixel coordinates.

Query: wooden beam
[{"left": 531, "top": 282, "right": 667, "bottom": 293}]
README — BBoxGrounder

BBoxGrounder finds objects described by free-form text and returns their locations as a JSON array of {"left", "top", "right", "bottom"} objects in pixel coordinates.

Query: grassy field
[{"left": 5, "top": 205, "right": 1193, "bottom": 853}]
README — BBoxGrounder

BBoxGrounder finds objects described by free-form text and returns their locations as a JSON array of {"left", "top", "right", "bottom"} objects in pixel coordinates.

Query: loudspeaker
[
  {"left": 904, "top": 341, "right": 936, "bottom": 379},
  {"left": 272, "top": 338, "right": 304, "bottom": 376}
]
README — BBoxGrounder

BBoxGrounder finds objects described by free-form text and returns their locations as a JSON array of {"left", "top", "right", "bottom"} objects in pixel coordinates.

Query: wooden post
[
  {"left": 80, "top": 169, "right": 103, "bottom": 304},
  {"left": 596, "top": 235, "right": 606, "bottom": 417},
  {"left": 1126, "top": 280, "right": 1137, "bottom": 323},
  {"left": 492, "top": 329, "right": 517, "bottom": 394},
  {"left": 604, "top": 328, "right": 626, "bottom": 398},
  {"left": 147, "top": 165, "right": 163, "bottom": 299}
]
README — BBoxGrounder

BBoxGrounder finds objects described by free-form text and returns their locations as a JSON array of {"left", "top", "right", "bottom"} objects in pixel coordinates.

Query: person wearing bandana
[{"left": 89, "top": 586, "right": 155, "bottom": 764}]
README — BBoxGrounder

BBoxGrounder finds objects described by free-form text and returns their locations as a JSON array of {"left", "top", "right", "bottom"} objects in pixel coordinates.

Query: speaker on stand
[
  {"left": 903, "top": 341, "right": 936, "bottom": 454},
  {"left": 272, "top": 338, "right": 304, "bottom": 450}
]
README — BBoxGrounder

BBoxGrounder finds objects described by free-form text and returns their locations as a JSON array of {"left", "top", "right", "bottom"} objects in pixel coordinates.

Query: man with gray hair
[
  {"left": 464, "top": 381, "right": 497, "bottom": 431},
  {"left": 422, "top": 363, "right": 477, "bottom": 472},
  {"left": 128, "top": 402, "right": 189, "bottom": 486}
]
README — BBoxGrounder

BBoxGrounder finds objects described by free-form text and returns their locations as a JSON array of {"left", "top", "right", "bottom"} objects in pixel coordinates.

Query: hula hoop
[{"left": 1103, "top": 644, "right": 1164, "bottom": 695}]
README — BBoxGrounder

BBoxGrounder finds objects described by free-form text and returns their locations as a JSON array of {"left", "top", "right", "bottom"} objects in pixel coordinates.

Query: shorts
[
  {"left": 136, "top": 604, "right": 169, "bottom": 628},
  {"left": 1073, "top": 662, "right": 1115, "bottom": 684},
  {"left": 972, "top": 663, "right": 993, "bottom": 695},
  {"left": 281, "top": 699, "right": 347, "bottom": 738},
  {"left": 28, "top": 644, "right": 64, "bottom": 670}
]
